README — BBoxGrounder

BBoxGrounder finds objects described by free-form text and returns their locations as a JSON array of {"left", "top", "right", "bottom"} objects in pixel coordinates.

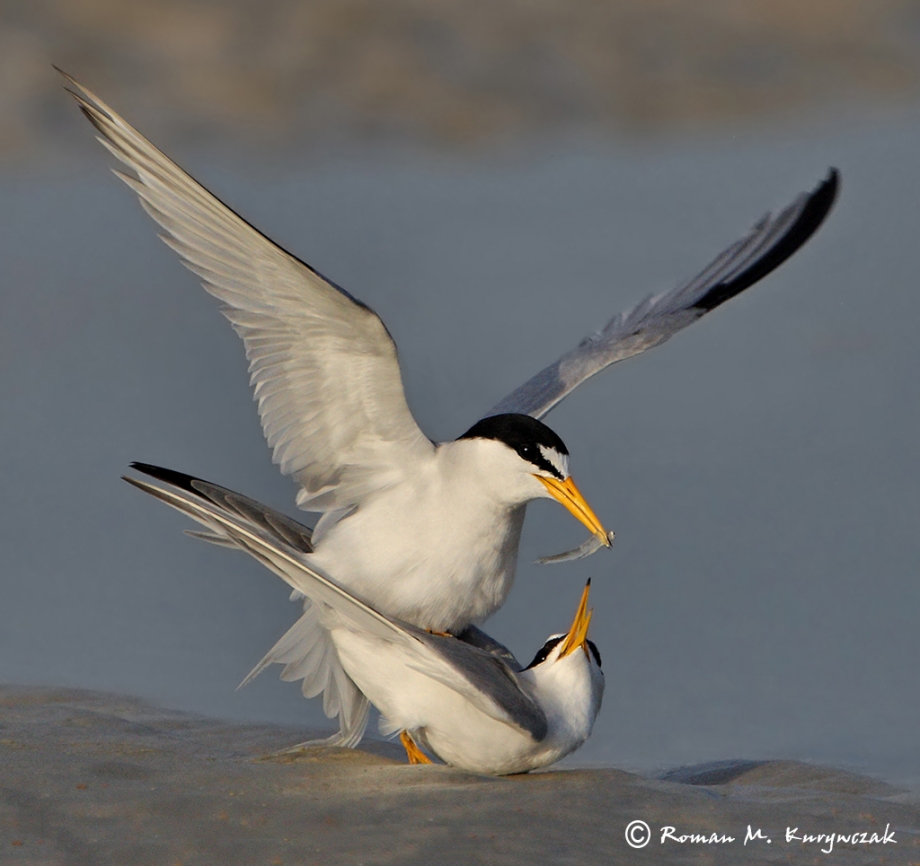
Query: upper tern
[
  {"left": 61, "top": 72, "right": 838, "bottom": 744},
  {"left": 125, "top": 465, "right": 603, "bottom": 775}
]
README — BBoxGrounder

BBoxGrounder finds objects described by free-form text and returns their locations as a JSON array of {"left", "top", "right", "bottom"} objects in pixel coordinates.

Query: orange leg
[
  {"left": 399, "top": 731, "right": 433, "bottom": 765},
  {"left": 425, "top": 628, "right": 453, "bottom": 638}
]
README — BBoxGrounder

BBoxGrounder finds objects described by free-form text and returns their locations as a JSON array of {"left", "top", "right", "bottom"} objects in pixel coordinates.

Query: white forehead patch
[{"left": 538, "top": 444, "right": 569, "bottom": 478}]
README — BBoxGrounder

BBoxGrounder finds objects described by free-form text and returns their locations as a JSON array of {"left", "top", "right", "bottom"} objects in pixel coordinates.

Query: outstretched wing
[
  {"left": 487, "top": 169, "right": 839, "bottom": 420},
  {"left": 124, "top": 464, "right": 409, "bottom": 641},
  {"left": 62, "top": 71, "right": 433, "bottom": 512},
  {"left": 125, "top": 464, "right": 547, "bottom": 740}
]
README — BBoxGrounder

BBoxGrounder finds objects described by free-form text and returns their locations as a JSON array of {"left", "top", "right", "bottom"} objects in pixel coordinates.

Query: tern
[
  {"left": 62, "top": 72, "right": 838, "bottom": 745},
  {"left": 125, "top": 464, "right": 604, "bottom": 775}
]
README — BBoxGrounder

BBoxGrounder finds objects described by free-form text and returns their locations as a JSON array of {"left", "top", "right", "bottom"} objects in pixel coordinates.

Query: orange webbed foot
[{"left": 399, "top": 731, "right": 433, "bottom": 765}]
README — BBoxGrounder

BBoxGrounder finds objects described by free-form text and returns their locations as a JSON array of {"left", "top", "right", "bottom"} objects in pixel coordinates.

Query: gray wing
[
  {"left": 411, "top": 630, "right": 546, "bottom": 740},
  {"left": 487, "top": 169, "right": 840, "bottom": 420},
  {"left": 125, "top": 465, "right": 547, "bottom": 739},
  {"left": 124, "top": 464, "right": 380, "bottom": 747},
  {"left": 124, "top": 465, "right": 410, "bottom": 641},
  {"left": 63, "top": 71, "right": 433, "bottom": 513},
  {"left": 132, "top": 463, "right": 316, "bottom": 555},
  {"left": 454, "top": 623, "right": 523, "bottom": 673}
]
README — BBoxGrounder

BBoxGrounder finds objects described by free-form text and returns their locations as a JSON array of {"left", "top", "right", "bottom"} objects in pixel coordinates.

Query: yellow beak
[
  {"left": 559, "top": 579, "right": 594, "bottom": 657},
  {"left": 534, "top": 475, "right": 610, "bottom": 545}
]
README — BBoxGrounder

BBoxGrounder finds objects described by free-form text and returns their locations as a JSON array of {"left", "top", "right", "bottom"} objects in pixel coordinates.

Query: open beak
[
  {"left": 559, "top": 579, "right": 594, "bottom": 658},
  {"left": 534, "top": 475, "right": 610, "bottom": 546}
]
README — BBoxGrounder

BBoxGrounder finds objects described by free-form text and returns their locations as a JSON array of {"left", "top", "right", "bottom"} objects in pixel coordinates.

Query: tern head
[
  {"left": 523, "top": 580, "right": 604, "bottom": 744},
  {"left": 458, "top": 413, "right": 609, "bottom": 544},
  {"left": 525, "top": 579, "right": 602, "bottom": 672}
]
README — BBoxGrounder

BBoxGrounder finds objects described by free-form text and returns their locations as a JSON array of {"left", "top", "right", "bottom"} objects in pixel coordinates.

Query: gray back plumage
[{"left": 412, "top": 627, "right": 546, "bottom": 741}]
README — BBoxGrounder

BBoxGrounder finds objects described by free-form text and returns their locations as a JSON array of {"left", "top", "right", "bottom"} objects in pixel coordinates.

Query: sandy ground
[{"left": 0, "top": 685, "right": 917, "bottom": 865}]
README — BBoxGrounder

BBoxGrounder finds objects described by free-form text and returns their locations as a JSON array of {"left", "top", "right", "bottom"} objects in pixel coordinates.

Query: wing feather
[
  {"left": 62, "top": 70, "right": 433, "bottom": 511},
  {"left": 488, "top": 169, "right": 839, "bottom": 419}
]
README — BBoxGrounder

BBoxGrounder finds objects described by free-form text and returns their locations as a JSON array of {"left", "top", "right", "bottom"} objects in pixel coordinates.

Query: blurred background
[{"left": 2, "top": 0, "right": 919, "bottom": 786}]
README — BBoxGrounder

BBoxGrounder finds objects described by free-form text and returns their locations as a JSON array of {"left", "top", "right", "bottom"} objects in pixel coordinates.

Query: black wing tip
[
  {"left": 811, "top": 166, "right": 841, "bottom": 217},
  {"left": 691, "top": 166, "right": 840, "bottom": 313},
  {"left": 127, "top": 462, "right": 200, "bottom": 494}
]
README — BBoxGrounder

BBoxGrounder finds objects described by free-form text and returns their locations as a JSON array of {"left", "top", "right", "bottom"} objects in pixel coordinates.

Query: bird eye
[{"left": 523, "top": 634, "right": 565, "bottom": 669}]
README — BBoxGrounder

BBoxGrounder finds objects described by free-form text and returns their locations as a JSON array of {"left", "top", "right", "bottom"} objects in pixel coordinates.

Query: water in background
[{"left": 1, "top": 98, "right": 919, "bottom": 788}]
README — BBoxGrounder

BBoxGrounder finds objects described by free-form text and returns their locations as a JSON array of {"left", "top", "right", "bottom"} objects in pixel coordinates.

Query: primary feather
[
  {"left": 487, "top": 169, "right": 839, "bottom": 420},
  {"left": 61, "top": 70, "right": 433, "bottom": 514}
]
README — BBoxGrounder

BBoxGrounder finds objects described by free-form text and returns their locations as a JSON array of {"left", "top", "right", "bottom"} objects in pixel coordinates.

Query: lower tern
[
  {"left": 61, "top": 72, "right": 838, "bottom": 745},
  {"left": 126, "top": 465, "right": 603, "bottom": 775}
]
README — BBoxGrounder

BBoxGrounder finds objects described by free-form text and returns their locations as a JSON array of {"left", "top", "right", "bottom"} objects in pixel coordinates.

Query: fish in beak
[{"left": 535, "top": 475, "right": 610, "bottom": 546}]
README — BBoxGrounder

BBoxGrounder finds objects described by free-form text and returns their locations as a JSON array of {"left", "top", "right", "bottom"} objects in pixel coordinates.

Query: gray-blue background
[{"left": 2, "top": 48, "right": 919, "bottom": 786}]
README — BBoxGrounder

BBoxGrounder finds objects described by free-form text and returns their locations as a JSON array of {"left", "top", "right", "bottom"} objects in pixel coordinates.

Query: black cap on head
[
  {"left": 458, "top": 413, "right": 568, "bottom": 478},
  {"left": 522, "top": 634, "right": 602, "bottom": 670},
  {"left": 523, "top": 635, "right": 602, "bottom": 670},
  {"left": 523, "top": 635, "right": 565, "bottom": 670}
]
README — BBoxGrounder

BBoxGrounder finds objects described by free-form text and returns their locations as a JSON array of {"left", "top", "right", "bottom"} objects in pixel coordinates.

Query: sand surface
[{"left": 0, "top": 685, "right": 917, "bottom": 865}]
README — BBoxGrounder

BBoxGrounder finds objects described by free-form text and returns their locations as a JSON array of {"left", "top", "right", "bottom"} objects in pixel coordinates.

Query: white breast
[{"left": 307, "top": 440, "right": 528, "bottom": 632}]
